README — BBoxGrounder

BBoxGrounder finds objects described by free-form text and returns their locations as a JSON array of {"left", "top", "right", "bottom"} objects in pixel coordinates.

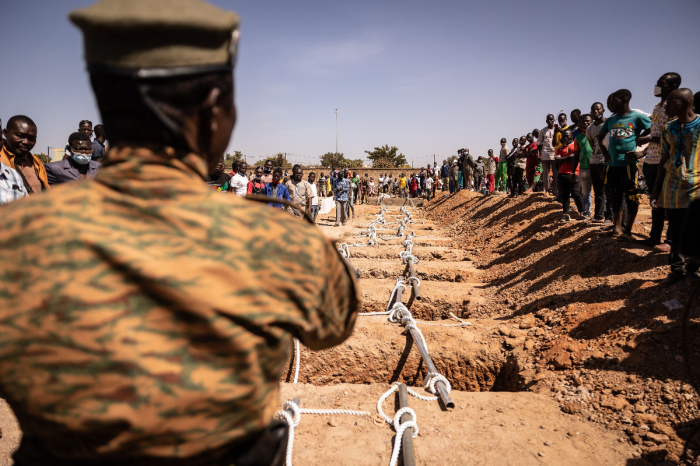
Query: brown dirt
[
  {"left": 279, "top": 383, "right": 635, "bottom": 465},
  {"left": 282, "top": 318, "right": 515, "bottom": 392},
  {"left": 424, "top": 190, "right": 700, "bottom": 465}
]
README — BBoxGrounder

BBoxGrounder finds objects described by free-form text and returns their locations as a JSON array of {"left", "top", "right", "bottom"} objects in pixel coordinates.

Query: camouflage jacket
[{"left": 0, "top": 146, "right": 360, "bottom": 462}]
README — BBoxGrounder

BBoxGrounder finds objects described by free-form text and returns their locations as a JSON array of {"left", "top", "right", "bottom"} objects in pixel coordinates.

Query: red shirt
[
  {"left": 556, "top": 143, "right": 578, "bottom": 175},
  {"left": 247, "top": 179, "right": 266, "bottom": 194},
  {"left": 526, "top": 142, "right": 538, "bottom": 166}
]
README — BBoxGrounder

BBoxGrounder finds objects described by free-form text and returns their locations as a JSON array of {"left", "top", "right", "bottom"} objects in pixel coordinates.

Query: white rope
[
  {"left": 389, "top": 410, "right": 419, "bottom": 466},
  {"left": 400, "top": 251, "right": 420, "bottom": 265},
  {"left": 337, "top": 243, "right": 350, "bottom": 258},
  {"left": 275, "top": 400, "right": 371, "bottom": 466},
  {"left": 423, "top": 372, "right": 451, "bottom": 395},
  {"left": 293, "top": 338, "right": 300, "bottom": 384}
]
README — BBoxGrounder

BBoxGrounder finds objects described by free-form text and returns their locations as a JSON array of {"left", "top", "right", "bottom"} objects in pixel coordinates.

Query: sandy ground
[{"left": 279, "top": 383, "right": 635, "bottom": 465}]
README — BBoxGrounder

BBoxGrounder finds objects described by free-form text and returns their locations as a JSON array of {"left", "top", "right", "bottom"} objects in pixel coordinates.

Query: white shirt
[
  {"left": 309, "top": 183, "right": 319, "bottom": 206},
  {"left": 425, "top": 177, "right": 434, "bottom": 190},
  {"left": 230, "top": 172, "right": 248, "bottom": 197},
  {"left": 538, "top": 126, "right": 557, "bottom": 161},
  {"left": 378, "top": 176, "right": 384, "bottom": 186},
  {"left": 0, "top": 162, "right": 28, "bottom": 205}
]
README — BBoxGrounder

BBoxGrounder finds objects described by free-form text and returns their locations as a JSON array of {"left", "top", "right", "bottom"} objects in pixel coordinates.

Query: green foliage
[
  {"left": 254, "top": 152, "right": 292, "bottom": 168},
  {"left": 34, "top": 153, "right": 51, "bottom": 164},
  {"left": 319, "top": 152, "right": 365, "bottom": 168},
  {"left": 364, "top": 144, "right": 407, "bottom": 168},
  {"left": 224, "top": 151, "right": 244, "bottom": 168}
]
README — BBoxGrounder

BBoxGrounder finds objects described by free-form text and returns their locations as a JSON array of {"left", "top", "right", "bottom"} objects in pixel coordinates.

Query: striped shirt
[
  {"left": 658, "top": 116, "right": 700, "bottom": 209},
  {"left": 0, "top": 162, "right": 28, "bottom": 205}
]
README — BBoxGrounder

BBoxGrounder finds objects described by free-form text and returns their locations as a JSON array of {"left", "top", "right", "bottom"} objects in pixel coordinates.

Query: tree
[
  {"left": 364, "top": 145, "right": 407, "bottom": 168},
  {"left": 447, "top": 155, "right": 458, "bottom": 163},
  {"left": 224, "top": 151, "right": 243, "bottom": 169},
  {"left": 319, "top": 152, "right": 365, "bottom": 168},
  {"left": 34, "top": 153, "right": 51, "bottom": 164},
  {"left": 254, "top": 152, "right": 291, "bottom": 168}
]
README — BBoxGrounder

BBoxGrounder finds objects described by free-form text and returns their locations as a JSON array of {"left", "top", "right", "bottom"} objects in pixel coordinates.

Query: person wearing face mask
[
  {"left": 634, "top": 72, "right": 681, "bottom": 251},
  {"left": 45, "top": 132, "right": 101, "bottom": 186}
]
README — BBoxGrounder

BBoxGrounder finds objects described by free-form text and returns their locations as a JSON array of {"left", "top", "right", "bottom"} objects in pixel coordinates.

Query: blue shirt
[
  {"left": 441, "top": 164, "right": 450, "bottom": 178},
  {"left": 263, "top": 182, "right": 290, "bottom": 208},
  {"left": 601, "top": 110, "right": 652, "bottom": 167},
  {"left": 334, "top": 178, "right": 350, "bottom": 202}
]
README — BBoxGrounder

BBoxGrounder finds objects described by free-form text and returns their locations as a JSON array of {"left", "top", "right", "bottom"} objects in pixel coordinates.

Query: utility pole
[
  {"left": 335, "top": 109, "right": 338, "bottom": 156},
  {"left": 433, "top": 154, "right": 435, "bottom": 166}
]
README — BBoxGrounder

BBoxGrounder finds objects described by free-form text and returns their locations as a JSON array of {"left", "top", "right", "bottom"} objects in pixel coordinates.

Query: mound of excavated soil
[{"left": 425, "top": 190, "right": 700, "bottom": 465}]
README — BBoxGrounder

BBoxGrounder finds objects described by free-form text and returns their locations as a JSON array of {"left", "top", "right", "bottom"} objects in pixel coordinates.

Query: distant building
[{"left": 53, "top": 148, "right": 65, "bottom": 162}]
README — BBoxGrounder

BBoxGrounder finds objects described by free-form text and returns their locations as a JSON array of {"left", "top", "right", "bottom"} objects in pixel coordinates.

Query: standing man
[
  {"left": 486, "top": 149, "right": 497, "bottom": 193},
  {"left": 635, "top": 72, "right": 681, "bottom": 250},
  {"left": 441, "top": 159, "right": 450, "bottom": 191},
  {"left": 586, "top": 102, "right": 609, "bottom": 223},
  {"left": 474, "top": 157, "right": 484, "bottom": 193},
  {"left": 360, "top": 173, "right": 369, "bottom": 204},
  {"left": 318, "top": 171, "right": 327, "bottom": 197},
  {"left": 512, "top": 135, "right": 528, "bottom": 196},
  {"left": 462, "top": 151, "right": 474, "bottom": 191},
  {"left": 650, "top": 89, "right": 699, "bottom": 285},
  {"left": 0, "top": 1, "right": 359, "bottom": 464},
  {"left": 229, "top": 160, "right": 248, "bottom": 196},
  {"left": 569, "top": 109, "right": 582, "bottom": 137},
  {"left": 572, "top": 114, "right": 594, "bottom": 219},
  {"left": 333, "top": 169, "right": 350, "bottom": 226},
  {"left": 495, "top": 138, "right": 509, "bottom": 193},
  {"left": 399, "top": 172, "right": 408, "bottom": 198},
  {"left": 524, "top": 130, "right": 539, "bottom": 192},
  {"left": 264, "top": 167, "right": 291, "bottom": 208},
  {"left": 506, "top": 137, "right": 519, "bottom": 196},
  {"left": 556, "top": 128, "right": 583, "bottom": 221},
  {"left": 538, "top": 114, "right": 557, "bottom": 197},
  {"left": 0, "top": 115, "right": 50, "bottom": 194},
  {"left": 449, "top": 161, "right": 459, "bottom": 194},
  {"left": 45, "top": 132, "right": 101, "bottom": 185},
  {"left": 286, "top": 164, "right": 312, "bottom": 217},
  {"left": 261, "top": 159, "right": 274, "bottom": 183},
  {"left": 425, "top": 174, "right": 434, "bottom": 201},
  {"left": 91, "top": 124, "right": 107, "bottom": 160},
  {"left": 308, "top": 171, "right": 320, "bottom": 222},
  {"left": 598, "top": 89, "right": 652, "bottom": 239}
]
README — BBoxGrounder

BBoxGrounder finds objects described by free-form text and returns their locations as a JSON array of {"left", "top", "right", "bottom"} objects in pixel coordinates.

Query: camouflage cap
[{"left": 69, "top": 0, "right": 240, "bottom": 77}]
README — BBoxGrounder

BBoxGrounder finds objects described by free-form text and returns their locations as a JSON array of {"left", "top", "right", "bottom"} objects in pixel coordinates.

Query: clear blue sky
[{"left": 2, "top": 0, "right": 699, "bottom": 167}]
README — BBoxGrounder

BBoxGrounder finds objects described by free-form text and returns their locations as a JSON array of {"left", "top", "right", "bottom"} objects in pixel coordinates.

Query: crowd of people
[
  {"left": 1, "top": 73, "right": 698, "bottom": 284},
  {"left": 436, "top": 72, "right": 699, "bottom": 286}
]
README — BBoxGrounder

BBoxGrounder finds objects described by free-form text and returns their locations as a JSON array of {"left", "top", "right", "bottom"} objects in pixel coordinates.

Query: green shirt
[{"left": 574, "top": 133, "right": 593, "bottom": 170}]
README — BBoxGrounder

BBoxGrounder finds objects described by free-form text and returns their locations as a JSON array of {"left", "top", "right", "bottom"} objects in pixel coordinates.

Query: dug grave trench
[{"left": 275, "top": 202, "right": 637, "bottom": 465}]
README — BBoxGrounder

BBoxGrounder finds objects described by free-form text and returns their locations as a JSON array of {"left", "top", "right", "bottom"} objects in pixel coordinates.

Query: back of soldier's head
[{"left": 70, "top": 0, "right": 240, "bottom": 157}]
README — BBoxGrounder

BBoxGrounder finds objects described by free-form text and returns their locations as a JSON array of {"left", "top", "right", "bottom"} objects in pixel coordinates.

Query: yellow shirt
[{"left": 399, "top": 176, "right": 407, "bottom": 188}]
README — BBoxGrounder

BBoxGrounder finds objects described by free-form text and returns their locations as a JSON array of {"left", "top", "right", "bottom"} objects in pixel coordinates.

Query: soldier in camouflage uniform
[{"left": 0, "top": 1, "right": 360, "bottom": 465}]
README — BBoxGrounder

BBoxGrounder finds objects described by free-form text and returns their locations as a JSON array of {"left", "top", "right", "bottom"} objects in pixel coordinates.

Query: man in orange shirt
[{"left": 0, "top": 115, "right": 50, "bottom": 194}]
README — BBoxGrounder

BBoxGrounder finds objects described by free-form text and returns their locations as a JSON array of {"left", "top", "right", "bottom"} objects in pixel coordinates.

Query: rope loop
[
  {"left": 423, "top": 372, "right": 451, "bottom": 396},
  {"left": 393, "top": 407, "right": 419, "bottom": 437}
]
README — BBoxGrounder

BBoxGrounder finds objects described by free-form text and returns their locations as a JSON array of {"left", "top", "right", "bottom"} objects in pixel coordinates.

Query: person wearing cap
[{"left": 0, "top": 1, "right": 360, "bottom": 465}]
